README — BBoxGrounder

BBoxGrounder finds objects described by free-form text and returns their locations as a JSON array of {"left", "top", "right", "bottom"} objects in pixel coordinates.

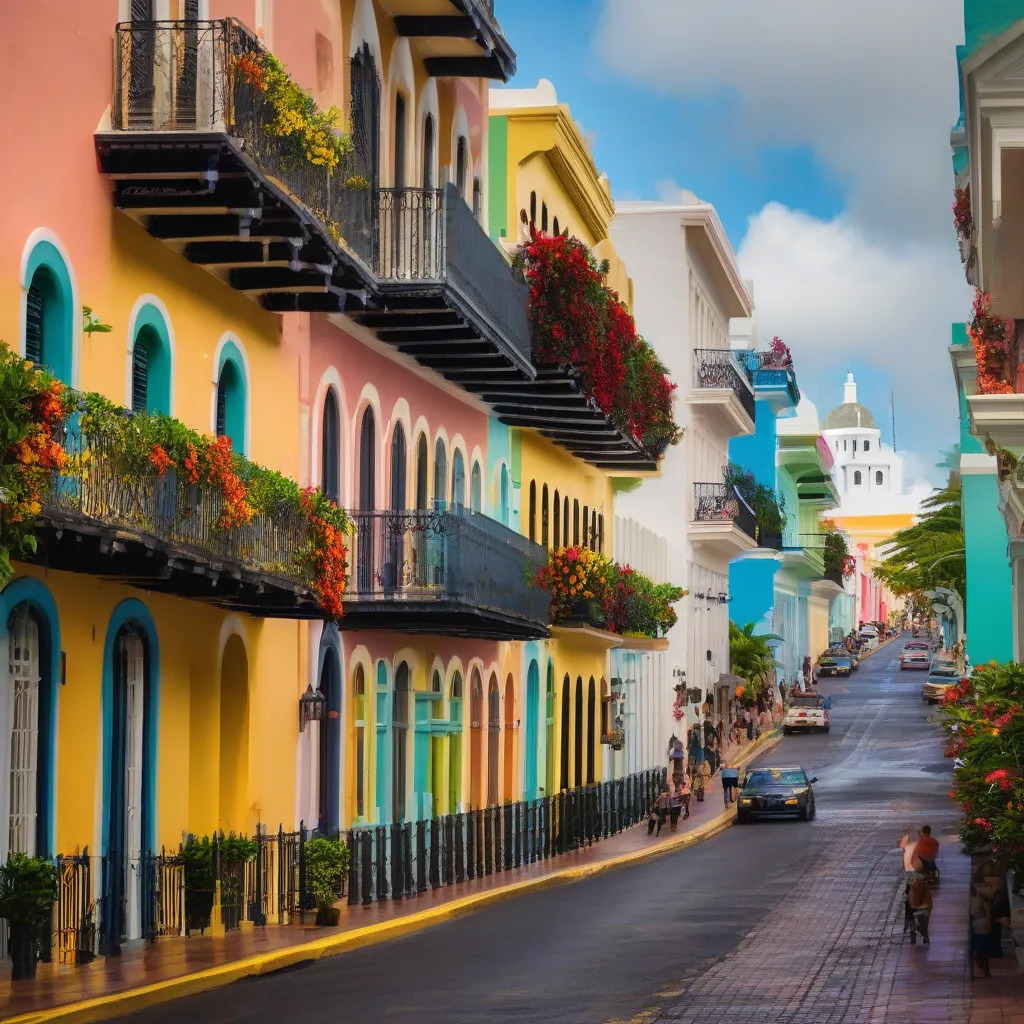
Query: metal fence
[
  {"left": 348, "top": 507, "right": 550, "bottom": 626},
  {"left": 692, "top": 348, "right": 756, "bottom": 423},
  {"left": 692, "top": 482, "right": 759, "bottom": 543}
]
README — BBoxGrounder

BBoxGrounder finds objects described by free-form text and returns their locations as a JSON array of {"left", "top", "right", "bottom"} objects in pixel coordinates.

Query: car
[
  {"left": 899, "top": 641, "right": 931, "bottom": 671},
  {"left": 736, "top": 765, "right": 818, "bottom": 823},
  {"left": 922, "top": 664, "right": 961, "bottom": 704},
  {"left": 783, "top": 693, "right": 830, "bottom": 733},
  {"left": 817, "top": 648, "right": 852, "bottom": 677},
  {"left": 858, "top": 628, "right": 879, "bottom": 650}
]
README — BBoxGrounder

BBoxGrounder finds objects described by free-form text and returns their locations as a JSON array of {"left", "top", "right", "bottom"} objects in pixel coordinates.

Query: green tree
[
  {"left": 874, "top": 485, "right": 965, "bottom": 603},
  {"left": 729, "top": 621, "right": 778, "bottom": 700}
]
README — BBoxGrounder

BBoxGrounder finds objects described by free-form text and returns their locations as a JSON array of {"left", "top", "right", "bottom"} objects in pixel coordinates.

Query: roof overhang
[{"left": 679, "top": 206, "right": 753, "bottom": 320}]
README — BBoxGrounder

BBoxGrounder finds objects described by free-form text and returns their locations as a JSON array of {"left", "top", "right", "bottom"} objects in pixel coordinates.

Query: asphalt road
[{"left": 118, "top": 638, "right": 958, "bottom": 1024}]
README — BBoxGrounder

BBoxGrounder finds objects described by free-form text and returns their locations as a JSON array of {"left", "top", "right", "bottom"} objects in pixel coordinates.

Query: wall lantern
[{"left": 299, "top": 684, "right": 327, "bottom": 731}]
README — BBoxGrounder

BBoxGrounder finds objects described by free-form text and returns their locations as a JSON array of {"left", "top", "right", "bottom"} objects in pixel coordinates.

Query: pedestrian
[
  {"left": 970, "top": 884, "right": 993, "bottom": 977},
  {"left": 907, "top": 876, "right": 932, "bottom": 945},
  {"left": 721, "top": 760, "right": 739, "bottom": 805},
  {"left": 688, "top": 723, "right": 704, "bottom": 768},
  {"left": 679, "top": 772, "right": 692, "bottom": 820},
  {"left": 647, "top": 787, "right": 671, "bottom": 837},
  {"left": 802, "top": 655, "right": 812, "bottom": 690},
  {"left": 745, "top": 706, "right": 755, "bottom": 743},
  {"left": 668, "top": 785, "right": 683, "bottom": 831},
  {"left": 696, "top": 758, "right": 711, "bottom": 801},
  {"left": 705, "top": 729, "right": 719, "bottom": 775},
  {"left": 779, "top": 677, "right": 788, "bottom": 707},
  {"left": 669, "top": 735, "right": 686, "bottom": 789}
]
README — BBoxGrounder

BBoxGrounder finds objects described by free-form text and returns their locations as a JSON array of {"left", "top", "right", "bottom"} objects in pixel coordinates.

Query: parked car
[
  {"left": 858, "top": 627, "right": 879, "bottom": 650},
  {"left": 736, "top": 765, "right": 818, "bottom": 823},
  {"left": 922, "top": 664, "right": 960, "bottom": 704},
  {"left": 817, "top": 648, "right": 852, "bottom": 677},
  {"left": 783, "top": 694, "right": 830, "bottom": 734},
  {"left": 899, "top": 641, "right": 931, "bottom": 671}
]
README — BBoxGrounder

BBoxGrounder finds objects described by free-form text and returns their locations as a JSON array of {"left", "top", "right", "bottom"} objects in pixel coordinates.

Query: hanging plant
[
  {"left": 968, "top": 290, "right": 1014, "bottom": 395},
  {"left": 513, "top": 228, "right": 681, "bottom": 457},
  {"left": 954, "top": 185, "right": 972, "bottom": 251}
]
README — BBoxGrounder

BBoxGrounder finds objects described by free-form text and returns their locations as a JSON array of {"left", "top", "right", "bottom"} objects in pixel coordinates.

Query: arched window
[
  {"left": 528, "top": 481, "right": 537, "bottom": 541},
  {"left": 470, "top": 461, "right": 483, "bottom": 512},
  {"left": 552, "top": 489, "right": 561, "bottom": 547},
  {"left": 553, "top": 216, "right": 560, "bottom": 236},
  {"left": 470, "top": 669, "right": 483, "bottom": 808},
  {"left": 216, "top": 351, "right": 246, "bottom": 453},
  {"left": 500, "top": 464, "right": 509, "bottom": 525},
  {"left": 321, "top": 390, "right": 340, "bottom": 503},
  {"left": 854, "top": 470, "right": 862, "bottom": 485},
  {"left": 394, "top": 93, "right": 407, "bottom": 189},
  {"left": 415, "top": 434, "right": 429, "bottom": 511},
  {"left": 431, "top": 668, "right": 443, "bottom": 717},
  {"left": 875, "top": 470, "right": 883, "bottom": 486},
  {"left": 129, "top": 307, "right": 171, "bottom": 415},
  {"left": 586, "top": 677, "right": 596, "bottom": 784},
  {"left": 864, "top": 440, "right": 870, "bottom": 452},
  {"left": 844, "top": 440, "right": 848, "bottom": 451},
  {"left": 359, "top": 407, "right": 375, "bottom": 510},
  {"left": 433, "top": 438, "right": 448, "bottom": 508},
  {"left": 352, "top": 663, "right": 365, "bottom": 821},
  {"left": 597, "top": 514, "right": 604, "bottom": 553},
  {"left": 390, "top": 422, "right": 407, "bottom": 510},
  {"left": 451, "top": 449, "right": 466, "bottom": 508},
  {"left": 560, "top": 675, "right": 570, "bottom": 790},
  {"left": 591, "top": 511, "right": 598, "bottom": 551},
  {"left": 541, "top": 202, "right": 548, "bottom": 233},
  {"left": 456, "top": 136, "right": 468, "bottom": 197},
  {"left": 472, "top": 178, "right": 482, "bottom": 218},
  {"left": 541, "top": 484, "right": 549, "bottom": 547},
  {"left": 563, "top": 496, "right": 570, "bottom": 541},
  {"left": 530, "top": 191, "right": 537, "bottom": 227},
  {"left": 392, "top": 663, "right": 411, "bottom": 823},
  {"left": 487, "top": 674, "right": 500, "bottom": 806},
  {"left": 24, "top": 247, "right": 73, "bottom": 384},
  {"left": 853, "top": 439, "right": 858, "bottom": 453},
  {"left": 451, "top": 671, "right": 463, "bottom": 700},
  {"left": 573, "top": 500, "right": 580, "bottom": 545},
  {"left": 422, "top": 114, "right": 435, "bottom": 189},
  {"left": 582, "top": 505, "right": 589, "bottom": 549}
]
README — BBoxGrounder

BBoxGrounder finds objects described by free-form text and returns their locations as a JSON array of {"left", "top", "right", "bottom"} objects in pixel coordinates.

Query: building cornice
[
  {"left": 678, "top": 205, "right": 754, "bottom": 319},
  {"left": 949, "top": 343, "right": 978, "bottom": 393}
]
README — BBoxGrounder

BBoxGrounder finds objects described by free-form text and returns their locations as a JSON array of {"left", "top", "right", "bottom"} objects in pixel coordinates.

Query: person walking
[
  {"left": 705, "top": 729, "right": 719, "bottom": 775},
  {"left": 779, "top": 677, "right": 788, "bottom": 707},
  {"left": 970, "top": 884, "right": 993, "bottom": 977},
  {"left": 688, "top": 723, "right": 704, "bottom": 769},
  {"left": 648, "top": 787, "right": 671, "bottom": 837},
  {"left": 679, "top": 772, "right": 692, "bottom": 820},
  {"left": 745, "top": 706, "right": 755, "bottom": 744},
  {"left": 721, "top": 761, "right": 739, "bottom": 805},
  {"left": 668, "top": 735, "right": 686, "bottom": 790},
  {"left": 668, "top": 785, "right": 683, "bottom": 831},
  {"left": 907, "top": 876, "right": 932, "bottom": 944}
]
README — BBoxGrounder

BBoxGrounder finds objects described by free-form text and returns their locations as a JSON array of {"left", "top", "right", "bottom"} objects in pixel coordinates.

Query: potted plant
[
  {"left": 0, "top": 852, "right": 58, "bottom": 980},
  {"left": 305, "top": 836, "right": 350, "bottom": 926},
  {"left": 181, "top": 834, "right": 215, "bottom": 936}
]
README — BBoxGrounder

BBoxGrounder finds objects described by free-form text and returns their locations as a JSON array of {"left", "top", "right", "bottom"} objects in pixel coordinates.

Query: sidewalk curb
[
  {"left": 858, "top": 633, "right": 902, "bottom": 661},
  {"left": 7, "top": 730, "right": 782, "bottom": 1024}
]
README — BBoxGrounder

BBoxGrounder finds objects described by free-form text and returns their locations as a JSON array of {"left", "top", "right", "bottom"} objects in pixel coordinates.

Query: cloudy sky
[{"left": 494, "top": 0, "right": 972, "bottom": 483}]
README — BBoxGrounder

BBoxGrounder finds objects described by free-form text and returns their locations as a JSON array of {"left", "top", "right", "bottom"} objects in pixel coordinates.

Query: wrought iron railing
[
  {"left": 692, "top": 482, "right": 759, "bottom": 542},
  {"left": 375, "top": 185, "right": 531, "bottom": 365},
  {"left": 42, "top": 412, "right": 313, "bottom": 589},
  {"left": 737, "top": 350, "right": 801, "bottom": 405},
  {"left": 347, "top": 507, "right": 550, "bottom": 625},
  {"left": 692, "top": 349, "right": 756, "bottom": 423},
  {"left": 110, "top": 19, "right": 376, "bottom": 265}
]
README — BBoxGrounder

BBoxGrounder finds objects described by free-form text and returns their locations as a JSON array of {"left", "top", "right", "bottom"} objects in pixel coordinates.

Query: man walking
[{"left": 721, "top": 761, "right": 740, "bottom": 806}]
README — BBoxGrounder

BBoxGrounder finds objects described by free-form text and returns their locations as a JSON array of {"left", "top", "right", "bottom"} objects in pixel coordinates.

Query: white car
[
  {"left": 858, "top": 629, "right": 879, "bottom": 650},
  {"left": 783, "top": 694, "right": 830, "bottom": 734}
]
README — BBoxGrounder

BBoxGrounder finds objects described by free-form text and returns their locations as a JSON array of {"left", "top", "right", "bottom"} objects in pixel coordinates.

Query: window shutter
[
  {"left": 131, "top": 344, "right": 149, "bottom": 413},
  {"left": 216, "top": 381, "right": 227, "bottom": 438},
  {"left": 25, "top": 283, "right": 43, "bottom": 367}
]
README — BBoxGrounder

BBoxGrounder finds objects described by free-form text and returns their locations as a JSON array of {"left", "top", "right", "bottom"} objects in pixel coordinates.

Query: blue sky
[{"left": 493, "top": 0, "right": 970, "bottom": 483}]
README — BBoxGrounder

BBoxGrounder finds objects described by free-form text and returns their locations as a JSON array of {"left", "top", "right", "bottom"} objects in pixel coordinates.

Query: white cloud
[
  {"left": 596, "top": 0, "right": 963, "bottom": 244},
  {"left": 734, "top": 202, "right": 971, "bottom": 482}
]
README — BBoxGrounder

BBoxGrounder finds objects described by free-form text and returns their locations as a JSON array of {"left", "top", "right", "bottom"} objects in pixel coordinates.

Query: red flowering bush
[
  {"left": 514, "top": 229, "right": 681, "bottom": 457},
  {"left": 954, "top": 185, "right": 972, "bottom": 249},
  {"left": 969, "top": 290, "right": 1015, "bottom": 394}
]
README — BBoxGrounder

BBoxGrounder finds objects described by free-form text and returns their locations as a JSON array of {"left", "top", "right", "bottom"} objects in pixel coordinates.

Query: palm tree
[{"left": 729, "top": 621, "right": 778, "bottom": 698}]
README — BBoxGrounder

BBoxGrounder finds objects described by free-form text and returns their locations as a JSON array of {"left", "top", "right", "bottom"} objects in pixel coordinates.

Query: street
[{"left": 113, "top": 638, "right": 967, "bottom": 1024}]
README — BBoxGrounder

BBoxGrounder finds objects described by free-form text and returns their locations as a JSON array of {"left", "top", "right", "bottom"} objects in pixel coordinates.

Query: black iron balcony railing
[
  {"left": 691, "top": 483, "right": 759, "bottom": 543},
  {"left": 373, "top": 184, "right": 532, "bottom": 366},
  {"left": 39, "top": 423, "right": 318, "bottom": 615},
  {"left": 692, "top": 349, "right": 756, "bottom": 423},
  {"left": 345, "top": 507, "right": 550, "bottom": 639},
  {"left": 758, "top": 533, "right": 783, "bottom": 551},
  {"left": 738, "top": 350, "right": 801, "bottom": 405}
]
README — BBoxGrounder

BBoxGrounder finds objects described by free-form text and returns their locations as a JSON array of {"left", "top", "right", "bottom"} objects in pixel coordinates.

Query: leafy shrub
[
  {"left": 0, "top": 853, "right": 58, "bottom": 925},
  {"left": 305, "top": 837, "right": 350, "bottom": 913}
]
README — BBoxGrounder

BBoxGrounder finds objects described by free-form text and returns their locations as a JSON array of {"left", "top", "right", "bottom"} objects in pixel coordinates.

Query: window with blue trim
[
  {"left": 216, "top": 356, "right": 245, "bottom": 451},
  {"left": 25, "top": 266, "right": 71, "bottom": 382},
  {"left": 321, "top": 390, "right": 340, "bottom": 504}
]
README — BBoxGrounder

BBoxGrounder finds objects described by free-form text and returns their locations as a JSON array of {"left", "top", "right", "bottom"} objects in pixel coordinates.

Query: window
[
  {"left": 359, "top": 407, "right": 375, "bottom": 510},
  {"left": 131, "top": 339, "right": 149, "bottom": 414},
  {"left": 451, "top": 671, "right": 463, "bottom": 700},
  {"left": 216, "top": 355, "right": 245, "bottom": 452},
  {"left": 853, "top": 439, "right": 857, "bottom": 453},
  {"left": 470, "top": 461, "right": 482, "bottom": 512},
  {"left": 854, "top": 470, "right": 862, "bottom": 485},
  {"left": 394, "top": 93, "right": 407, "bottom": 189},
  {"left": 451, "top": 449, "right": 466, "bottom": 508},
  {"left": 528, "top": 481, "right": 537, "bottom": 541},
  {"left": 390, "top": 423, "right": 407, "bottom": 510},
  {"left": 553, "top": 216, "right": 560, "bottom": 236},
  {"left": 392, "top": 663, "right": 410, "bottom": 823},
  {"left": 875, "top": 471, "right": 883, "bottom": 486},
  {"left": 553, "top": 490, "right": 561, "bottom": 547},
  {"left": 353, "top": 664, "right": 365, "bottom": 820},
  {"left": 431, "top": 669, "right": 443, "bottom": 717},
  {"left": 25, "top": 243, "right": 73, "bottom": 385},
  {"left": 415, "top": 434, "right": 429, "bottom": 511},
  {"left": 500, "top": 464, "right": 509, "bottom": 525},
  {"left": 835, "top": 441, "right": 839, "bottom": 450},
  {"left": 563, "top": 496, "right": 570, "bottom": 541},
  {"left": 456, "top": 136, "right": 468, "bottom": 197},
  {"left": 422, "top": 114, "right": 435, "bottom": 189},
  {"left": 433, "top": 438, "right": 448, "bottom": 508},
  {"left": 321, "top": 390, "right": 340, "bottom": 503},
  {"left": 541, "top": 485, "right": 549, "bottom": 547},
  {"left": 541, "top": 202, "right": 548, "bottom": 233},
  {"left": 129, "top": 309, "right": 171, "bottom": 416},
  {"left": 864, "top": 440, "right": 870, "bottom": 452},
  {"left": 591, "top": 511, "right": 598, "bottom": 551},
  {"left": 530, "top": 191, "right": 537, "bottom": 227},
  {"left": 472, "top": 178, "right": 481, "bottom": 218},
  {"left": 582, "top": 505, "right": 589, "bottom": 548},
  {"left": 597, "top": 514, "right": 604, "bottom": 553},
  {"left": 844, "top": 440, "right": 848, "bottom": 451},
  {"left": 573, "top": 500, "right": 580, "bottom": 545}
]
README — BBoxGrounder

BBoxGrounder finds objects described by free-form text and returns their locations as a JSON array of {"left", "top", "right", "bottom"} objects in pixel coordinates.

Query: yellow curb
[
  {"left": 6, "top": 730, "right": 783, "bottom": 1024},
  {"left": 859, "top": 633, "right": 902, "bottom": 660}
]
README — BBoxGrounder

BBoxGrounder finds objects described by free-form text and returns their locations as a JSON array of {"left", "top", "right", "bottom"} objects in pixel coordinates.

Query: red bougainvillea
[
  {"left": 954, "top": 185, "right": 972, "bottom": 247},
  {"left": 514, "top": 229, "right": 681, "bottom": 457},
  {"left": 968, "top": 290, "right": 1015, "bottom": 394}
]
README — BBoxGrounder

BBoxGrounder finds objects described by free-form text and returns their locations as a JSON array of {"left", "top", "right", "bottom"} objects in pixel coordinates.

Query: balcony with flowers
[
  {"left": 534, "top": 547, "right": 686, "bottom": 650},
  {"left": 689, "top": 463, "right": 784, "bottom": 559},
  {"left": 690, "top": 347, "right": 755, "bottom": 438},
  {"left": 0, "top": 346, "right": 346, "bottom": 618},
  {"left": 966, "top": 290, "right": 1024, "bottom": 448},
  {"left": 738, "top": 337, "right": 801, "bottom": 413}
]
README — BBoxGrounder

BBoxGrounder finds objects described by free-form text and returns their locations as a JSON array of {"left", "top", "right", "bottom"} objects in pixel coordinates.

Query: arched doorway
[
  {"left": 448, "top": 671, "right": 463, "bottom": 813},
  {"left": 219, "top": 634, "right": 249, "bottom": 834},
  {"left": 503, "top": 674, "right": 515, "bottom": 802},
  {"left": 321, "top": 390, "right": 340, "bottom": 504},
  {"left": 470, "top": 669, "right": 483, "bottom": 808},
  {"left": 317, "top": 645, "right": 341, "bottom": 833},
  {"left": 357, "top": 407, "right": 376, "bottom": 591},
  {"left": 103, "top": 607, "right": 158, "bottom": 954},
  {"left": 544, "top": 662, "right": 555, "bottom": 797},
  {"left": 560, "top": 674, "right": 570, "bottom": 791},
  {"left": 524, "top": 661, "right": 539, "bottom": 800},
  {"left": 487, "top": 674, "right": 500, "bottom": 806},
  {"left": 392, "top": 663, "right": 410, "bottom": 823},
  {"left": 587, "top": 677, "right": 596, "bottom": 785},
  {"left": 573, "top": 677, "right": 583, "bottom": 788}
]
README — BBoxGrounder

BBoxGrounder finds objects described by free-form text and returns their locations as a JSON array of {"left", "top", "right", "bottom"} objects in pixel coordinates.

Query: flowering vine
[
  {"left": 953, "top": 185, "right": 972, "bottom": 255},
  {"left": 513, "top": 229, "right": 681, "bottom": 457},
  {"left": 968, "top": 289, "right": 1015, "bottom": 395}
]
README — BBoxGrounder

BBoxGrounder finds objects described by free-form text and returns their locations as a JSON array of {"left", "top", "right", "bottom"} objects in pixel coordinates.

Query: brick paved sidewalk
[{"left": 1, "top": 731, "right": 776, "bottom": 1022}]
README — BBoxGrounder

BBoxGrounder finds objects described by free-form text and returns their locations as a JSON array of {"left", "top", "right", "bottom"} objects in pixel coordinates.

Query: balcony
[
  {"left": 738, "top": 351, "right": 801, "bottom": 413},
  {"left": 687, "top": 349, "right": 755, "bottom": 437},
  {"left": 384, "top": 0, "right": 517, "bottom": 81},
  {"left": 967, "top": 392, "right": 1024, "bottom": 448},
  {"left": 35, "top": 427, "right": 320, "bottom": 617},
  {"left": 342, "top": 508, "right": 550, "bottom": 639},
  {"left": 689, "top": 483, "right": 759, "bottom": 559},
  {"left": 781, "top": 532, "right": 827, "bottom": 580}
]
